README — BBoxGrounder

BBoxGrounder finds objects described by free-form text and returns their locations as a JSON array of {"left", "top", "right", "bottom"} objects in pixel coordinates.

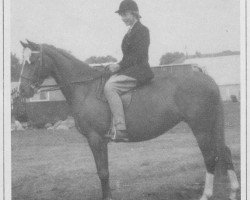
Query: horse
[{"left": 18, "top": 40, "right": 239, "bottom": 200}]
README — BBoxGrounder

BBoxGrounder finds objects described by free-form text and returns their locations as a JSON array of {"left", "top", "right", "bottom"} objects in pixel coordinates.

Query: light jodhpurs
[{"left": 104, "top": 74, "right": 137, "bottom": 130}]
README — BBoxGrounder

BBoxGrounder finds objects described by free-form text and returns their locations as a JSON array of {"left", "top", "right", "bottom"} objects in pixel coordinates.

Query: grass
[{"left": 11, "top": 102, "right": 241, "bottom": 200}]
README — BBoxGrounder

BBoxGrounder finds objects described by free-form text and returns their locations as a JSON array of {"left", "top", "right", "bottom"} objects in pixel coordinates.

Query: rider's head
[{"left": 115, "top": 0, "right": 141, "bottom": 26}]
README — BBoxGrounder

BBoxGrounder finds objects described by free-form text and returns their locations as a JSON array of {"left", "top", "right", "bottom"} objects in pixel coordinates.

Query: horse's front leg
[{"left": 86, "top": 130, "right": 112, "bottom": 200}]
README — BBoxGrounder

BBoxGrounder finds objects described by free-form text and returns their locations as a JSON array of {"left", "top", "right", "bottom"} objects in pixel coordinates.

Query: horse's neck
[
  {"left": 48, "top": 49, "right": 100, "bottom": 104},
  {"left": 49, "top": 49, "right": 101, "bottom": 82}
]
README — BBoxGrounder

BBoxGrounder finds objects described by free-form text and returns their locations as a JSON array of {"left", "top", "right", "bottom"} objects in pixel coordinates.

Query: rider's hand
[{"left": 108, "top": 63, "right": 120, "bottom": 72}]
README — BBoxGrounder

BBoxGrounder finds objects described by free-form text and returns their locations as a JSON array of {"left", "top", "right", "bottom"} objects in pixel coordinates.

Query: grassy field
[{"left": 11, "top": 102, "right": 240, "bottom": 200}]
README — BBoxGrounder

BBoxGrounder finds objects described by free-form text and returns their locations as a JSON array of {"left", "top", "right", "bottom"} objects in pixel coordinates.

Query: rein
[
  {"left": 37, "top": 74, "right": 106, "bottom": 93},
  {"left": 36, "top": 56, "right": 111, "bottom": 93}
]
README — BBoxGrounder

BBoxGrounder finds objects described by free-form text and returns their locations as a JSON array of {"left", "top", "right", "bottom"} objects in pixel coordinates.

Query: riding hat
[{"left": 115, "top": 0, "right": 141, "bottom": 18}]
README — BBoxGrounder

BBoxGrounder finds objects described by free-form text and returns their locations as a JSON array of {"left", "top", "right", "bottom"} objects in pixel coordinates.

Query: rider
[{"left": 104, "top": 0, "right": 154, "bottom": 142}]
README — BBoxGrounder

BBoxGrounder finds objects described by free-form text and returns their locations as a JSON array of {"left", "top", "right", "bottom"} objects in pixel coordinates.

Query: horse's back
[{"left": 130, "top": 71, "right": 219, "bottom": 105}]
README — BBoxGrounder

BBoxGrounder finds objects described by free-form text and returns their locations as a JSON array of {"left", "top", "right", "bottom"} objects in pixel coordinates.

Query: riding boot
[
  {"left": 112, "top": 130, "right": 129, "bottom": 142},
  {"left": 104, "top": 129, "right": 129, "bottom": 142}
]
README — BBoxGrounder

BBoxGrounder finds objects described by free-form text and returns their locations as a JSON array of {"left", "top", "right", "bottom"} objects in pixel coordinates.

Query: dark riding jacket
[{"left": 118, "top": 21, "right": 154, "bottom": 84}]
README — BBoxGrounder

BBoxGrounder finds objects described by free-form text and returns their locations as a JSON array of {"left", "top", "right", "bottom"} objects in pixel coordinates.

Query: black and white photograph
[{"left": 2, "top": 0, "right": 249, "bottom": 199}]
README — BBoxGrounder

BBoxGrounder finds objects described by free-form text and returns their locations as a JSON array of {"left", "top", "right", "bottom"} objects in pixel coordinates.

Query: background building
[{"left": 184, "top": 55, "right": 240, "bottom": 101}]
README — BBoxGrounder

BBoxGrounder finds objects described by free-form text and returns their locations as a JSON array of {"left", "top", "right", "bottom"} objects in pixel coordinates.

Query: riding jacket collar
[
  {"left": 128, "top": 19, "right": 138, "bottom": 32},
  {"left": 127, "top": 21, "right": 141, "bottom": 37}
]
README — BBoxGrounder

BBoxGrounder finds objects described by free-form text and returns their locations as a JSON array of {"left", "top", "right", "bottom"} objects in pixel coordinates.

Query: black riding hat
[{"left": 115, "top": 0, "right": 139, "bottom": 15}]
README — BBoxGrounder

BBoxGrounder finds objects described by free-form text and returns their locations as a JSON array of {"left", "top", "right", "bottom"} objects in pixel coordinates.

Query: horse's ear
[
  {"left": 26, "top": 39, "right": 40, "bottom": 51},
  {"left": 20, "top": 41, "right": 29, "bottom": 48}
]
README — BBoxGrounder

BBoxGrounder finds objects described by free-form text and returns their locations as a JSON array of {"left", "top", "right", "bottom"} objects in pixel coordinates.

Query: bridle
[
  {"left": 19, "top": 44, "right": 112, "bottom": 94},
  {"left": 20, "top": 45, "right": 44, "bottom": 91}
]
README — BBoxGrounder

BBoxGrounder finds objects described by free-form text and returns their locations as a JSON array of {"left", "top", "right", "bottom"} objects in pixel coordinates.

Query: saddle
[
  {"left": 93, "top": 67, "right": 152, "bottom": 138},
  {"left": 95, "top": 72, "right": 147, "bottom": 139},
  {"left": 95, "top": 73, "right": 135, "bottom": 109}
]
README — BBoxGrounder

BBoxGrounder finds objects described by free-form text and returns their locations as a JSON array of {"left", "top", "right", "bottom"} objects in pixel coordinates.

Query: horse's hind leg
[
  {"left": 190, "top": 126, "right": 217, "bottom": 200},
  {"left": 190, "top": 131, "right": 239, "bottom": 200},
  {"left": 211, "top": 142, "right": 239, "bottom": 200},
  {"left": 228, "top": 167, "right": 239, "bottom": 200},
  {"left": 221, "top": 145, "right": 239, "bottom": 200},
  {"left": 189, "top": 103, "right": 239, "bottom": 200},
  {"left": 211, "top": 104, "right": 239, "bottom": 200}
]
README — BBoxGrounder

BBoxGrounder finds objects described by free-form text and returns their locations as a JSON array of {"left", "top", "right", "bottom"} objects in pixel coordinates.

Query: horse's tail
[{"left": 213, "top": 96, "right": 234, "bottom": 174}]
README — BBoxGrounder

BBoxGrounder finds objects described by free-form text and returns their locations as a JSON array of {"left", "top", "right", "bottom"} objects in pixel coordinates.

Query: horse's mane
[
  {"left": 42, "top": 44, "right": 103, "bottom": 80},
  {"left": 57, "top": 48, "right": 85, "bottom": 65}
]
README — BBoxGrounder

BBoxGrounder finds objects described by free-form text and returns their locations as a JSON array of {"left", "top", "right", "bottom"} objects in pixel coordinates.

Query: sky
[{"left": 11, "top": 0, "right": 240, "bottom": 65}]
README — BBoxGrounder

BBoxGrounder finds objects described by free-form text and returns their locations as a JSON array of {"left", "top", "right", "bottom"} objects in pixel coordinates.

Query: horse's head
[
  {"left": 19, "top": 40, "right": 103, "bottom": 99},
  {"left": 19, "top": 40, "right": 52, "bottom": 98}
]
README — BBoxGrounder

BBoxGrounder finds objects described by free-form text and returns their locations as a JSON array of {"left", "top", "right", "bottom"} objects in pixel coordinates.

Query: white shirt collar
[{"left": 128, "top": 20, "right": 138, "bottom": 31}]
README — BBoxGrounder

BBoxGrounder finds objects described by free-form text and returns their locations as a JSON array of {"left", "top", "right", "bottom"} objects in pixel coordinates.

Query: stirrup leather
[{"left": 107, "top": 118, "right": 117, "bottom": 140}]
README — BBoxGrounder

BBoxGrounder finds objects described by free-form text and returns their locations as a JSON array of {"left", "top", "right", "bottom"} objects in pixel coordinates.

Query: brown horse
[{"left": 18, "top": 40, "right": 239, "bottom": 200}]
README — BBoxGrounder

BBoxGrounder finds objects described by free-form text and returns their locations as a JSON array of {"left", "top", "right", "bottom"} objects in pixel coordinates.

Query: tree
[
  {"left": 11, "top": 53, "right": 22, "bottom": 82},
  {"left": 159, "top": 52, "right": 185, "bottom": 65},
  {"left": 85, "top": 55, "right": 117, "bottom": 64},
  {"left": 195, "top": 51, "right": 202, "bottom": 57}
]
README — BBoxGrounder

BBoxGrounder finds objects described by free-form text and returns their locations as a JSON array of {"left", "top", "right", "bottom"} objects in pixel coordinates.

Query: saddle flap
[{"left": 96, "top": 76, "right": 133, "bottom": 108}]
